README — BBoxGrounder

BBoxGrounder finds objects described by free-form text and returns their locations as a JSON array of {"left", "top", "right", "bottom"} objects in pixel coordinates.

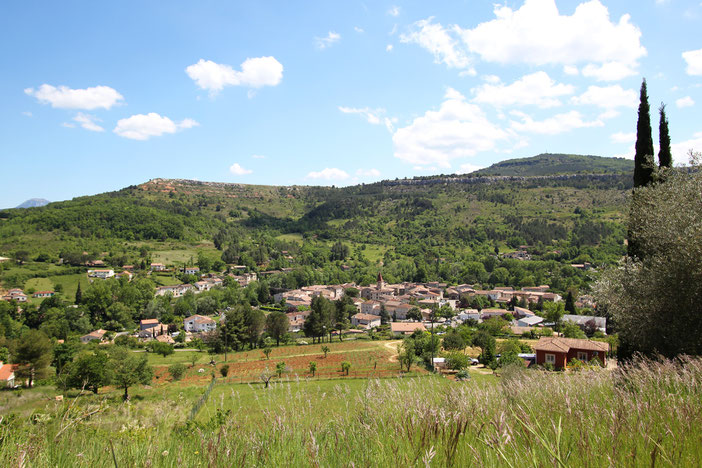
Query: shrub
[
  {"left": 169, "top": 363, "right": 186, "bottom": 381},
  {"left": 220, "top": 364, "right": 230, "bottom": 377},
  {"left": 446, "top": 352, "right": 470, "bottom": 370}
]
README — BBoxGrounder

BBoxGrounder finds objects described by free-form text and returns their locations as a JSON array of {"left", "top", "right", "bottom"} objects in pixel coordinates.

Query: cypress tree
[
  {"left": 75, "top": 282, "right": 82, "bottom": 305},
  {"left": 633, "top": 79, "right": 655, "bottom": 187},
  {"left": 658, "top": 103, "right": 672, "bottom": 168}
]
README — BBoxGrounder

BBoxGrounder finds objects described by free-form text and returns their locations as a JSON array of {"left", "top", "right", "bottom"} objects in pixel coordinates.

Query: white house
[
  {"left": 88, "top": 269, "right": 114, "bottom": 279},
  {"left": 351, "top": 313, "right": 381, "bottom": 329},
  {"left": 150, "top": 263, "right": 166, "bottom": 271},
  {"left": 184, "top": 266, "right": 200, "bottom": 276},
  {"left": 0, "top": 362, "right": 18, "bottom": 388},
  {"left": 361, "top": 300, "right": 381, "bottom": 316},
  {"left": 515, "top": 315, "right": 544, "bottom": 327},
  {"left": 184, "top": 314, "right": 216, "bottom": 333}
]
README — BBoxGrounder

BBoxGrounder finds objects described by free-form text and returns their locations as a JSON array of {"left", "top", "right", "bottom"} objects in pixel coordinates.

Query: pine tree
[
  {"left": 658, "top": 103, "right": 672, "bottom": 168},
  {"left": 565, "top": 291, "right": 576, "bottom": 314},
  {"left": 75, "top": 282, "right": 82, "bottom": 305},
  {"left": 634, "top": 79, "right": 655, "bottom": 187}
]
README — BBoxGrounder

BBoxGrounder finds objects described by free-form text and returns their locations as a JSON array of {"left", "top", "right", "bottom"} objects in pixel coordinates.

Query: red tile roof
[
  {"left": 0, "top": 363, "right": 18, "bottom": 381},
  {"left": 533, "top": 337, "right": 609, "bottom": 353}
]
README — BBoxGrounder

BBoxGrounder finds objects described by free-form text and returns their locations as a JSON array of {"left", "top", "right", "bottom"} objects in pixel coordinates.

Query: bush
[
  {"left": 456, "top": 369, "right": 470, "bottom": 381},
  {"left": 220, "top": 364, "right": 230, "bottom": 377},
  {"left": 446, "top": 352, "right": 470, "bottom": 370},
  {"left": 169, "top": 363, "right": 186, "bottom": 381}
]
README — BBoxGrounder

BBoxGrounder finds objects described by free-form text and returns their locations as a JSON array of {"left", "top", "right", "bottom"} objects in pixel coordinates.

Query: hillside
[
  {"left": 0, "top": 153, "right": 631, "bottom": 293},
  {"left": 472, "top": 153, "right": 633, "bottom": 177}
]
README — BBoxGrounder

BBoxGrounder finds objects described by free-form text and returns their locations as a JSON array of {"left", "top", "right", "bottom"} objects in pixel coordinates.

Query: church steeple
[{"left": 376, "top": 272, "right": 385, "bottom": 290}]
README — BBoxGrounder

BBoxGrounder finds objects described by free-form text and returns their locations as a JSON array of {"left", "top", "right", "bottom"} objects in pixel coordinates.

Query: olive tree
[{"left": 596, "top": 163, "right": 702, "bottom": 358}]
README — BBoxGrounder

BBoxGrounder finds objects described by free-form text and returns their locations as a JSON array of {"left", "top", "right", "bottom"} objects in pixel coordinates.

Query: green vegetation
[
  {"left": 1, "top": 357, "right": 699, "bottom": 466},
  {"left": 473, "top": 153, "right": 633, "bottom": 176}
]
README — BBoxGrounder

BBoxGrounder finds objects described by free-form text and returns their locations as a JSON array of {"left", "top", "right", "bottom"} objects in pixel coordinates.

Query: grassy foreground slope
[{"left": 1, "top": 357, "right": 700, "bottom": 467}]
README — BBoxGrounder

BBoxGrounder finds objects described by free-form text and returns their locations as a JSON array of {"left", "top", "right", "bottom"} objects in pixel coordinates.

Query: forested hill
[
  {"left": 0, "top": 154, "right": 631, "bottom": 277},
  {"left": 471, "top": 153, "right": 633, "bottom": 177}
]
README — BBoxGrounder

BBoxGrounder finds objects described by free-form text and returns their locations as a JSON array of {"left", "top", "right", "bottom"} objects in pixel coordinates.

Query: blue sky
[{"left": 2, "top": 0, "right": 702, "bottom": 207}]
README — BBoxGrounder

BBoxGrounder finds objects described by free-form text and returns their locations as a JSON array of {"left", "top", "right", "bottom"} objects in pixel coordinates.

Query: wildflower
[{"left": 162, "top": 450, "right": 169, "bottom": 456}]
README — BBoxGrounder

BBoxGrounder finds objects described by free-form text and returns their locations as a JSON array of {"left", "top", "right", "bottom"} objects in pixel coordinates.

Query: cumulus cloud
[
  {"left": 457, "top": 163, "right": 484, "bottom": 174},
  {"left": 72, "top": 112, "right": 104, "bottom": 132},
  {"left": 472, "top": 71, "right": 574, "bottom": 108},
  {"left": 186, "top": 57, "right": 283, "bottom": 93},
  {"left": 510, "top": 110, "right": 603, "bottom": 135},
  {"left": 25, "top": 84, "right": 123, "bottom": 110},
  {"left": 571, "top": 85, "right": 638, "bottom": 109},
  {"left": 392, "top": 88, "right": 510, "bottom": 168},
  {"left": 400, "top": 18, "right": 473, "bottom": 71},
  {"left": 458, "top": 0, "right": 645, "bottom": 75},
  {"left": 581, "top": 61, "right": 637, "bottom": 81},
  {"left": 676, "top": 96, "right": 695, "bottom": 108},
  {"left": 338, "top": 106, "right": 397, "bottom": 131},
  {"left": 315, "top": 31, "right": 341, "bottom": 50},
  {"left": 306, "top": 168, "right": 349, "bottom": 181},
  {"left": 682, "top": 48, "right": 702, "bottom": 76},
  {"left": 356, "top": 168, "right": 381, "bottom": 177},
  {"left": 563, "top": 65, "right": 579, "bottom": 75},
  {"left": 229, "top": 163, "right": 253, "bottom": 175},
  {"left": 113, "top": 113, "right": 198, "bottom": 140},
  {"left": 610, "top": 131, "right": 636, "bottom": 144},
  {"left": 672, "top": 132, "right": 702, "bottom": 165}
]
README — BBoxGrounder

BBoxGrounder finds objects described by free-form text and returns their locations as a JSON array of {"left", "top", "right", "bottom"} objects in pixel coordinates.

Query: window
[
  {"left": 577, "top": 352, "right": 588, "bottom": 361},
  {"left": 545, "top": 354, "right": 556, "bottom": 364}
]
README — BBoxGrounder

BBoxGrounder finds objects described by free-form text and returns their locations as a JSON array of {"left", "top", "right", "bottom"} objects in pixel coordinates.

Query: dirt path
[{"left": 383, "top": 340, "right": 402, "bottom": 363}]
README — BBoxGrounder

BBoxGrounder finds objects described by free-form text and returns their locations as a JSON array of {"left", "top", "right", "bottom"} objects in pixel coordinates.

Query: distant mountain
[
  {"left": 15, "top": 198, "right": 50, "bottom": 209},
  {"left": 472, "top": 153, "right": 633, "bottom": 177}
]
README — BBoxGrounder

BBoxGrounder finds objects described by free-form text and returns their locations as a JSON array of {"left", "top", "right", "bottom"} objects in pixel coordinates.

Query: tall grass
[{"left": 1, "top": 356, "right": 700, "bottom": 466}]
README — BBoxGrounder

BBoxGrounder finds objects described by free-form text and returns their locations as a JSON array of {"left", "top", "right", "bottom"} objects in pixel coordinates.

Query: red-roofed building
[
  {"left": 533, "top": 337, "right": 609, "bottom": 369},
  {"left": 0, "top": 362, "right": 19, "bottom": 388}
]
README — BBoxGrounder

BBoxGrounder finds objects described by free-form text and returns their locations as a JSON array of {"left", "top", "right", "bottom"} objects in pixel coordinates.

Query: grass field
[
  {"left": 23, "top": 273, "right": 89, "bottom": 304},
  {"left": 1, "top": 356, "right": 699, "bottom": 467}
]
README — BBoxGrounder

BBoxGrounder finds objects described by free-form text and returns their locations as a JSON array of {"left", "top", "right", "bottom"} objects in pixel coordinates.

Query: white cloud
[
  {"left": 457, "top": 163, "right": 484, "bottom": 174},
  {"left": 400, "top": 18, "right": 473, "bottom": 71},
  {"left": 392, "top": 88, "right": 510, "bottom": 167},
  {"left": 229, "top": 163, "right": 253, "bottom": 175},
  {"left": 472, "top": 71, "right": 574, "bottom": 108},
  {"left": 458, "top": 0, "right": 645, "bottom": 73},
  {"left": 510, "top": 110, "right": 603, "bottom": 135},
  {"left": 571, "top": 85, "right": 637, "bottom": 109},
  {"left": 61, "top": 122, "right": 75, "bottom": 128},
  {"left": 72, "top": 112, "right": 104, "bottom": 132},
  {"left": 306, "top": 168, "right": 350, "bottom": 181},
  {"left": 581, "top": 61, "right": 637, "bottom": 81},
  {"left": 386, "top": 44, "right": 394, "bottom": 52},
  {"left": 563, "top": 65, "right": 579, "bottom": 75},
  {"left": 610, "top": 131, "right": 635, "bottom": 143},
  {"left": 672, "top": 132, "right": 702, "bottom": 165},
  {"left": 25, "top": 84, "right": 124, "bottom": 110},
  {"left": 251, "top": 154, "right": 266, "bottom": 159},
  {"left": 676, "top": 96, "right": 695, "bottom": 108},
  {"left": 354, "top": 26, "right": 364, "bottom": 33},
  {"left": 598, "top": 109, "right": 620, "bottom": 120},
  {"left": 356, "top": 168, "right": 381, "bottom": 177},
  {"left": 388, "top": 6, "right": 400, "bottom": 17},
  {"left": 186, "top": 57, "right": 283, "bottom": 93},
  {"left": 482, "top": 74, "right": 501, "bottom": 84},
  {"left": 113, "top": 113, "right": 198, "bottom": 140},
  {"left": 315, "top": 31, "right": 341, "bottom": 50},
  {"left": 339, "top": 106, "right": 397, "bottom": 131},
  {"left": 21, "top": 111, "right": 32, "bottom": 117},
  {"left": 682, "top": 48, "right": 702, "bottom": 75}
]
